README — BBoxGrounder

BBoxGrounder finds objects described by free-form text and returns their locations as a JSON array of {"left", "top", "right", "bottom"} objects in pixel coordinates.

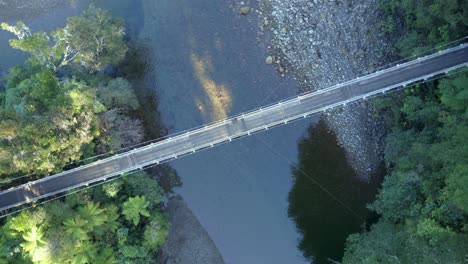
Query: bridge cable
[
  {"left": 2, "top": 38, "right": 467, "bottom": 188},
  {"left": 2, "top": 66, "right": 467, "bottom": 217},
  {"left": 250, "top": 66, "right": 468, "bottom": 223}
]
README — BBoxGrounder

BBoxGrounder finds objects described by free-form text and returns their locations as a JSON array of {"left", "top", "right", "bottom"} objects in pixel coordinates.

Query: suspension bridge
[{"left": 0, "top": 43, "right": 467, "bottom": 213}]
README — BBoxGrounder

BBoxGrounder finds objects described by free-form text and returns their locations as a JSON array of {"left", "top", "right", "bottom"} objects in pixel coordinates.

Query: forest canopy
[
  {"left": 0, "top": 5, "right": 169, "bottom": 263},
  {"left": 0, "top": 5, "right": 130, "bottom": 177},
  {"left": 343, "top": 1, "right": 468, "bottom": 262}
]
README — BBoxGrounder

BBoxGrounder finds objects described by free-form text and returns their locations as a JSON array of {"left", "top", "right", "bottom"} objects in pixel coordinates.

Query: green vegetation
[
  {"left": 0, "top": 171, "right": 167, "bottom": 263},
  {"left": 0, "top": 5, "right": 169, "bottom": 263},
  {"left": 379, "top": 0, "right": 468, "bottom": 57},
  {"left": 1, "top": 5, "right": 127, "bottom": 72},
  {"left": 0, "top": 5, "right": 140, "bottom": 179},
  {"left": 343, "top": 1, "right": 468, "bottom": 262},
  {"left": 0, "top": 64, "right": 103, "bottom": 175},
  {"left": 343, "top": 72, "right": 468, "bottom": 263}
]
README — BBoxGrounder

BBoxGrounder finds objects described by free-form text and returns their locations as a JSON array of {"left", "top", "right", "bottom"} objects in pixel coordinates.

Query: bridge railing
[
  {"left": 353, "top": 36, "right": 468, "bottom": 78},
  {"left": 1, "top": 41, "right": 467, "bottom": 213},
  {"left": 121, "top": 43, "right": 468, "bottom": 166},
  {"left": 3, "top": 40, "right": 467, "bottom": 191}
]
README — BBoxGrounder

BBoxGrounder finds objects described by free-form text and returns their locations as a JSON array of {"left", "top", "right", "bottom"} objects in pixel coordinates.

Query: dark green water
[{"left": 289, "top": 119, "right": 384, "bottom": 263}]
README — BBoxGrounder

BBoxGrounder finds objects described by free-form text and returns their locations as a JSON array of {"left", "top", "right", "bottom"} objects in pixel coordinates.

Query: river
[{"left": 0, "top": 1, "right": 383, "bottom": 263}]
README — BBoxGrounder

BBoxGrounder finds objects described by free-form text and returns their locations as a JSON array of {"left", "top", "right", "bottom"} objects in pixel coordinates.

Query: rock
[
  {"left": 265, "top": 56, "right": 274, "bottom": 64},
  {"left": 258, "top": 0, "right": 394, "bottom": 179},
  {"left": 240, "top": 6, "right": 251, "bottom": 15}
]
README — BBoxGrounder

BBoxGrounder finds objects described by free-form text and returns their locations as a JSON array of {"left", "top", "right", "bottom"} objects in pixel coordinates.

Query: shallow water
[
  {"left": 140, "top": 1, "right": 310, "bottom": 263},
  {"left": 0, "top": 1, "right": 383, "bottom": 263}
]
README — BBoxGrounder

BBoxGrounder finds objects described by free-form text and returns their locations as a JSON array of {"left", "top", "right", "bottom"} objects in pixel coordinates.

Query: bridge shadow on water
[{"left": 288, "top": 118, "right": 384, "bottom": 263}]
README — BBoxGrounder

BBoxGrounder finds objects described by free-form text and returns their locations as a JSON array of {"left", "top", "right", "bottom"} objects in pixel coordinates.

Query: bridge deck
[{"left": 1, "top": 44, "right": 467, "bottom": 211}]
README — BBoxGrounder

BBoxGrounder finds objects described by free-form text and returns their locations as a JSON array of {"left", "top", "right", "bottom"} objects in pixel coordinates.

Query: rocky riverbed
[
  {"left": 158, "top": 196, "right": 225, "bottom": 264},
  {"left": 252, "top": 0, "right": 399, "bottom": 180}
]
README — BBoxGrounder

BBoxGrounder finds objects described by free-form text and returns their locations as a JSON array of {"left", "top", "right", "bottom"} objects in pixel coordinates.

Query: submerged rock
[{"left": 239, "top": 6, "right": 251, "bottom": 15}]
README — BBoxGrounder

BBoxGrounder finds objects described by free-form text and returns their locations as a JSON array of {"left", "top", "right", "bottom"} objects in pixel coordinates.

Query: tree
[
  {"left": 123, "top": 171, "right": 164, "bottom": 208},
  {"left": 63, "top": 216, "right": 89, "bottom": 240},
  {"left": 93, "top": 205, "right": 120, "bottom": 237},
  {"left": 343, "top": 220, "right": 468, "bottom": 263},
  {"left": 102, "top": 180, "right": 123, "bottom": 198},
  {"left": 97, "top": 78, "right": 139, "bottom": 110},
  {"left": 0, "top": 65, "right": 103, "bottom": 176},
  {"left": 71, "top": 241, "right": 98, "bottom": 264},
  {"left": 1, "top": 22, "right": 79, "bottom": 72},
  {"left": 122, "top": 196, "right": 151, "bottom": 226},
  {"left": 20, "top": 227, "right": 44, "bottom": 254},
  {"left": 65, "top": 5, "right": 128, "bottom": 71},
  {"left": 93, "top": 248, "right": 117, "bottom": 264},
  {"left": 78, "top": 202, "right": 107, "bottom": 231},
  {"left": 368, "top": 171, "right": 422, "bottom": 222},
  {"left": 379, "top": 0, "right": 468, "bottom": 57},
  {"left": 119, "top": 245, "right": 149, "bottom": 262},
  {"left": 0, "top": 6, "right": 173, "bottom": 264},
  {"left": 344, "top": 73, "right": 468, "bottom": 263},
  {"left": 101, "top": 111, "right": 144, "bottom": 150},
  {"left": 116, "top": 228, "right": 129, "bottom": 246},
  {"left": 143, "top": 214, "right": 170, "bottom": 250},
  {"left": 5, "top": 209, "right": 46, "bottom": 235},
  {"left": 19, "top": 227, "right": 52, "bottom": 263},
  {"left": 1, "top": 5, "right": 127, "bottom": 72}
]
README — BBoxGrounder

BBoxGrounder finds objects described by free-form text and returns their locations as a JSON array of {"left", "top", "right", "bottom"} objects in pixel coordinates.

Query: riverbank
[
  {"left": 256, "top": 0, "right": 400, "bottom": 180},
  {"left": 158, "top": 196, "right": 225, "bottom": 264}
]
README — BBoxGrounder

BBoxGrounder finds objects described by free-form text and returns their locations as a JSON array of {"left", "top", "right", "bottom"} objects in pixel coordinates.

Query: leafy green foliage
[
  {"left": 344, "top": 73, "right": 468, "bottom": 263},
  {"left": 143, "top": 214, "right": 170, "bottom": 250},
  {"left": 65, "top": 5, "right": 128, "bottom": 71},
  {"left": 123, "top": 171, "right": 164, "bottom": 208},
  {"left": 368, "top": 171, "right": 421, "bottom": 221},
  {"left": 98, "top": 78, "right": 140, "bottom": 110},
  {"left": 101, "top": 110, "right": 144, "bottom": 150},
  {"left": 0, "top": 65, "right": 102, "bottom": 176},
  {"left": 0, "top": 182, "right": 169, "bottom": 263},
  {"left": 344, "top": 220, "right": 467, "bottom": 264},
  {"left": 122, "top": 196, "right": 151, "bottom": 226},
  {"left": 102, "top": 180, "right": 123, "bottom": 198},
  {"left": 1, "top": 22, "right": 69, "bottom": 72},
  {"left": 0, "top": 5, "right": 169, "bottom": 264},
  {"left": 379, "top": 0, "right": 468, "bottom": 57},
  {"left": 64, "top": 215, "right": 89, "bottom": 240},
  {"left": 119, "top": 245, "right": 149, "bottom": 261},
  {"left": 2, "top": 5, "right": 127, "bottom": 72}
]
